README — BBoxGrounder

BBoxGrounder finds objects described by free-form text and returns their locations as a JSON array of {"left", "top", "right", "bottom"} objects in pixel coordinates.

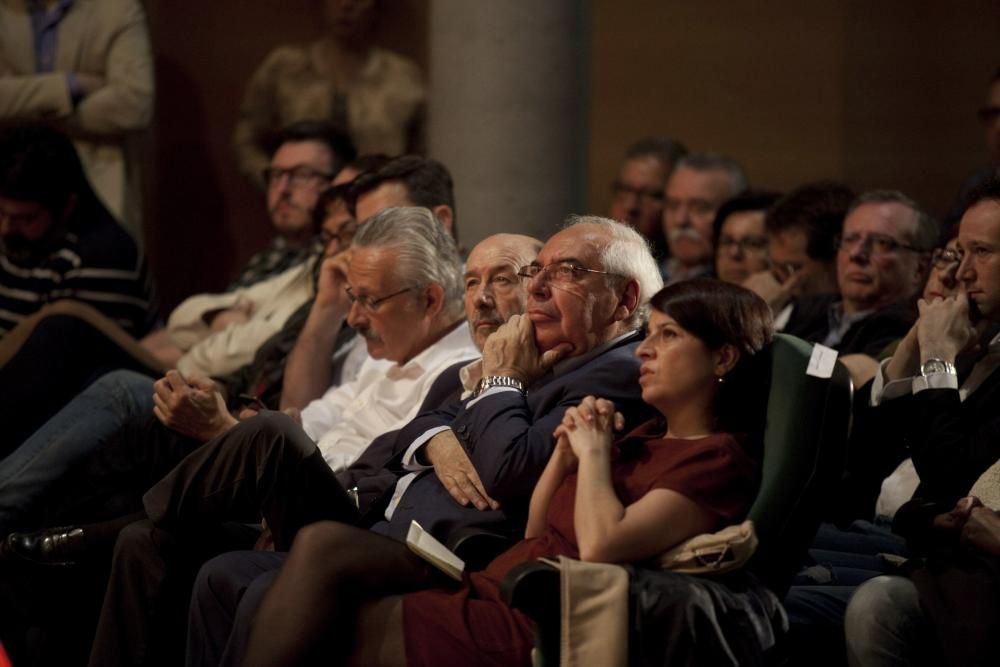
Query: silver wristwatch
[
  {"left": 919, "top": 358, "right": 957, "bottom": 378},
  {"left": 473, "top": 375, "right": 526, "bottom": 398}
]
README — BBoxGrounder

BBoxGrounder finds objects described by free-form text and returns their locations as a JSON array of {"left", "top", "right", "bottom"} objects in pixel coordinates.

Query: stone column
[{"left": 427, "top": 1, "right": 590, "bottom": 246}]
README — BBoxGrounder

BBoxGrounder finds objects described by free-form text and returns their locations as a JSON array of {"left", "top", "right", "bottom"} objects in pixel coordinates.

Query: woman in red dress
[{"left": 241, "top": 278, "right": 774, "bottom": 666}]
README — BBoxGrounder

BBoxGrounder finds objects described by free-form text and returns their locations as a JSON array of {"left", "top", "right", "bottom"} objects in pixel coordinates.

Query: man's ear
[
  {"left": 422, "top": 282, "right": 446, "bottom": 317},
  {"left": 612, "top": 279, "right": 641, "bottom": 323},
  {"left": 714, "top": 343, "right": 740, "bottom": 378},
  {"left": 431, "top": 205, "right": 454, "bottom": 234},
  {"left": 913, "top": 253, "right": 932, "bottom": 293}
]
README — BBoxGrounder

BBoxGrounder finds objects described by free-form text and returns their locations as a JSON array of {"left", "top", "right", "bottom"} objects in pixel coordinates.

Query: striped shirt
[{"left": 0, "top": 212, "right": 159, "bottom": 338}]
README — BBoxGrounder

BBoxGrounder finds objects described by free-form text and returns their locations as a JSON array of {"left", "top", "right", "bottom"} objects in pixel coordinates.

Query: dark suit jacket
[
  {"left": 901, "top": 368, "right": 1000, "bottom": 505},
  {"left": 783, "top": 294, "right": 915, "bottom": 358},
  {"left": 841, "top": 356, "right": 1000, "bottom": 516},
  {"left": 368, "top": 331, "right": 656, "bottom": 542}
]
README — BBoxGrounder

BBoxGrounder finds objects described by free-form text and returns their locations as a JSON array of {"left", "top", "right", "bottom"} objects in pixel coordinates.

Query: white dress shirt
[{"left": 298, "top": 322, "right": 480, "bottom": 472}]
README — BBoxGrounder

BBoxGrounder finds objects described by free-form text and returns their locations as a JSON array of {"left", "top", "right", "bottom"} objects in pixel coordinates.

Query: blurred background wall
[{"left": 141, "top": 0, "right": 998, "bottom": 312}]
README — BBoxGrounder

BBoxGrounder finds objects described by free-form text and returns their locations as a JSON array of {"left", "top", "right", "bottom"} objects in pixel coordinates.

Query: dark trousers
[{"left": 91, "top": 412, "right": 360, "bottom": 666}]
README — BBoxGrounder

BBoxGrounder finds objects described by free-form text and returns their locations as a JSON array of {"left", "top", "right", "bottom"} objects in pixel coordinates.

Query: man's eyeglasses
[
  {"left": 836, "top": 232, "right": 921, "bottom": 256},
  {"left": 516, "top": 261, "right": 619, "bottom": 285},
  {"left": 345, "top": 286, "right": 413, "bottom": 311},
  {"left": 262, "top": 165, "right": 333, "bottom": 188},
  {"left": 931, "top": 246, "right": 963, "bottom": 270},
  {"left": 611, "top": 181, "right": 664, "bottom": 208},
  {"left": 319, "top": 220, "right": 358, "bottom": 249},
  {"left": 718, "top": 235, "right": 768, "bottom": 255}
]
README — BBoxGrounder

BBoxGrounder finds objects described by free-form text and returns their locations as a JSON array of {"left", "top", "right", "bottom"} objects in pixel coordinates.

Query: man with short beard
[{"left": 0, "top": 125, "right": 158, "bottom": 338}]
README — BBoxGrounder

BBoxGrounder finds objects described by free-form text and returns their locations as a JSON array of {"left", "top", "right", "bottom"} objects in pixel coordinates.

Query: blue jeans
[{"left": 0, "top": 370, "right": 198, "bottom": 534}]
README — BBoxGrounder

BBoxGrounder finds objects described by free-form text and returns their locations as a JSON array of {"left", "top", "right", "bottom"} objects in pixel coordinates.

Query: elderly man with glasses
[{"left": 783, "top": 190, "right": 939, "bottom": 359}]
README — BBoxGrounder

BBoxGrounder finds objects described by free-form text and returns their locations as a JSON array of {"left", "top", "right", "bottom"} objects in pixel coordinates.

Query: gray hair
[
  {"left": 352, "top": 206, "right": 464, "bottom": 320},
  {"left": 847, "top": 190, "right": 939, "bottom": 252},
  {"left": 675, "top": 153, "right": 749, "bottom": 196},
  {"left": 564, "top": 215, "right": 664, "bottom": 328}
]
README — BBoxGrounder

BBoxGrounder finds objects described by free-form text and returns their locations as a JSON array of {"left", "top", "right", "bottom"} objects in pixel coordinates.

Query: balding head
[{"left": 464, "top": 233, "right": 543, "bottom": 350}]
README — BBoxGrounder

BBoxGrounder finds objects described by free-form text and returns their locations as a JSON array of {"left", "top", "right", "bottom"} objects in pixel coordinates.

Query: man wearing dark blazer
[
  {"left": 866, "top": 179, "right": 1000, "bottom": 505},
  {"left": 782, "top": 189, "right": 938, "bottom": 359},
  {"left": 182, "top": 216, "right": 665, "bottom": 666}
]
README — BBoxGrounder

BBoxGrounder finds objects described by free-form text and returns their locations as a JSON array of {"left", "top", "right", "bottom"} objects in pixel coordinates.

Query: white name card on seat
[{"left": 806, "top": 344, "right": 839, "bottom": 378}]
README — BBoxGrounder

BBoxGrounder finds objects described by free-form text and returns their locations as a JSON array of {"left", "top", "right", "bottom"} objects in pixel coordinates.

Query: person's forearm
[
  {"left": 572, "top": 448, "right": 624, "bottom": 560},
  {"left": 885, "top": 325, "right": 920, "bottom": 381},
  {"left": 280, "top": 304, "right": 345, "bottom": 410},
  {"left": 526, "top": 448, "right": 573, "bottom": 538}
]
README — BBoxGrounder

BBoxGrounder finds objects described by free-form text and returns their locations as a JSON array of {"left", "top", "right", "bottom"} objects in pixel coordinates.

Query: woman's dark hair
[
  {"left": 649, "top": 278, "right": 774, "bottom": 437},
  {"left": 311, "top": 182, "right": 353, "bottom": 233},
  {"left": 710, "top": 190, "right": 782, "bottom": 250}
]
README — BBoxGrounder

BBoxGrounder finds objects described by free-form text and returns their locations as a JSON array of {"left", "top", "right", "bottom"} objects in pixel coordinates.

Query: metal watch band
[
  {"left": 473, "top": 375, "right": 526, "bottom": 398},
  {"left": 919, "top": 358, "right": 957, "bottom": 377}
]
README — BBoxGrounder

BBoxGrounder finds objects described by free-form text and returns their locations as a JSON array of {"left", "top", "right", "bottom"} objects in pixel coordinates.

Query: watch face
[{"left": 921, "top": 359, "right": 950, "bottom": 376}]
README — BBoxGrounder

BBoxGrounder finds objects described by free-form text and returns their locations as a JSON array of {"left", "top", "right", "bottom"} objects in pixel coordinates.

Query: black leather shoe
[{"left": 2, "top": 526, "right": 87, "bottom": 566}]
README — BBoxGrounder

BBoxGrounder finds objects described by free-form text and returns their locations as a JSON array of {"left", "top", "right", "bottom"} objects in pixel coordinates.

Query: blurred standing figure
[
  {"left": 0, "top": 0, "right": 154, "bottom": 240},
  {"left": 235, "top": 0, "right": 425, "bottom": 187}
]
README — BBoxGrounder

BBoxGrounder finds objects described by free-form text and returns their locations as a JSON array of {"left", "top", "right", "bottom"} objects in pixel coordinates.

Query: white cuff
[
  {"left": 912, "top": 371, "right": 959, "bottom": 395},
  {"left": 465, "top": 385, "right": 522, "bottom": 409},
  {"left": 870, "top": 359, "right": 914, "bottom": 407},
  {"left": 401, "top": 425, "right": 452, "bottom": 471}
]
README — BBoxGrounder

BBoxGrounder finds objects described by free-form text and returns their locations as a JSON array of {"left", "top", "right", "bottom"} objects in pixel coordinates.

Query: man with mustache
[
  {"left": 660, "top": 152, "right": 747, "bottom": 284},
  {"left": 783, "top": 190, "right": 938, "bottom": 358}
]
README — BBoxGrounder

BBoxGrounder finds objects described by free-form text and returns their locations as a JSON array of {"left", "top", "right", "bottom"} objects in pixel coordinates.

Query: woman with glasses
[
  {"left": 711, "top": 192, "right": 782, "bottom": 285},
  {"left": 232, "top": 280, "right": 776, "bottom": 667}
]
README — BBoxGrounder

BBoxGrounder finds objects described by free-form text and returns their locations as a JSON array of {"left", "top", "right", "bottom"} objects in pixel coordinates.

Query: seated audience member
[
  {"left": 227, "top": 120, "right": 356, "bottom": 290},
  {"left": 743, "top": 181, "right": 855, "bottom": 329},
  {"left": 283, "top": 154, "right": 458, "bottom": 409},
  {"left": 231, "top": 278, "right": 773, "bottom": 667},
  {"left": 234, "top": 0, "right": 424, "bottom": 187},
  {"left": 0, "top": 124, "right": 158, "bottom": 338},
  {"left": 0, "top": 124, "right": 357, "bottom": 451},
  {"left": 845, "top": 495, "right": 1000, "bottom": 667},
  {"left": 712, "top": 191, "right": 781, "bottom": 285},
  {"left": 864, "top": 179, "right": 1000, "bottom": 508},
  {"left": 608, "top": 136, "right": 688, "bottom": 259},
  {"left": 93, "top": 216, "right": 661, "bottom": 666},
  {"left": 783, "top": 190, "right": 937, "bottom": 359},
  {"left": 660, "top": 152, "right": 747, "bottom": 284},
  {"left": 836, "top": 232, "right": 964, "bottom": 523}
]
